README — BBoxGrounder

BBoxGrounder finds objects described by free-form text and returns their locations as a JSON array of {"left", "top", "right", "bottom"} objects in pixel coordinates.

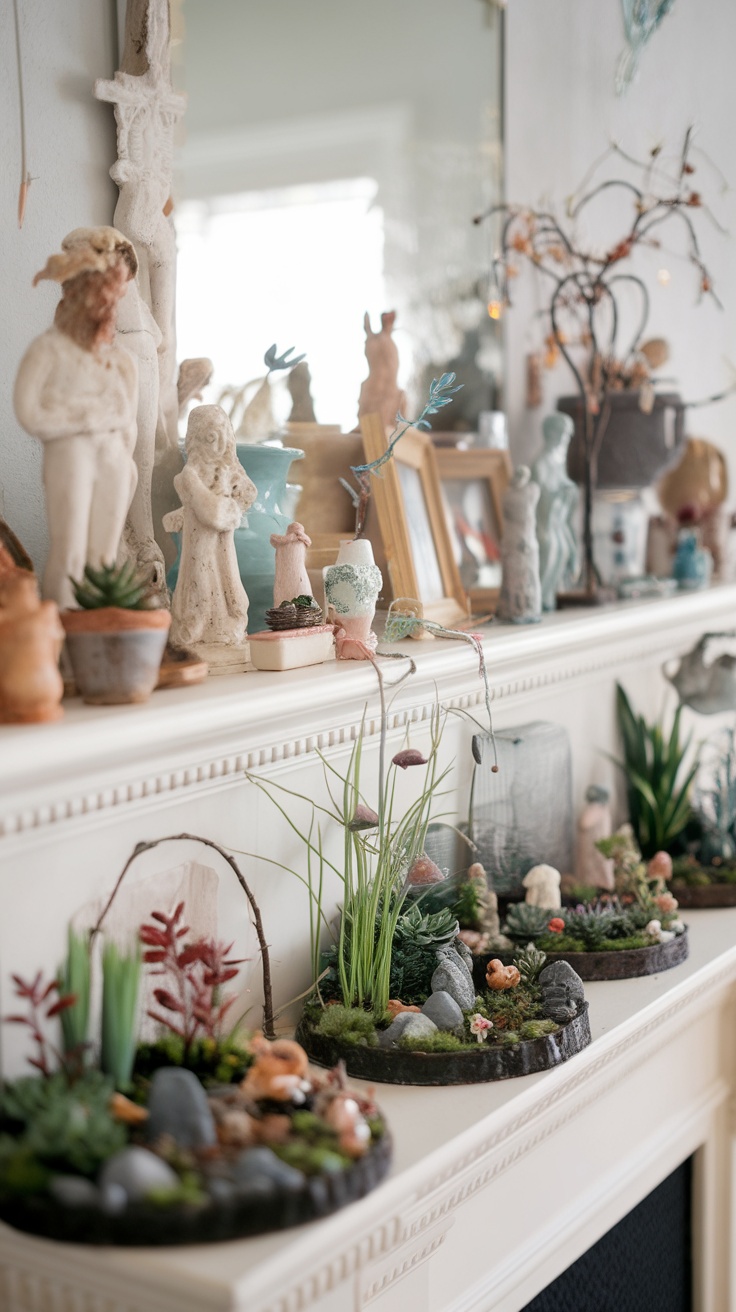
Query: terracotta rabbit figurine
[
  {"left": 0, "top": 547, "right": 64, "bottom": 723},
  {"left": 357, "top": 310, "right": 408, "bottom": 432}
]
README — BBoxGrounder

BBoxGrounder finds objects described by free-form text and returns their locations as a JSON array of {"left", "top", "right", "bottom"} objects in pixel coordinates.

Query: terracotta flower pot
[{"left": 61, "top": 608, "right": 171, "bottom": 705}]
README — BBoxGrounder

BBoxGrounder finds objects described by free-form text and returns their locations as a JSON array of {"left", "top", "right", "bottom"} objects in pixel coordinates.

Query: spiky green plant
[
  {"left": 394, "top": 904, "right": 459, "bottom": 947},
  {"left": 615, "top": 683, "right": 698, "bottom": 858},
  {"left": 514, "top": 943, "right": 547, "bottom": 984},
  {"left": 58, "top": 927, "right": 91, "bottom": 1058},
  {"left": 503, "top": 902, "right": 551, "bottom": 941},
  {"left": 100, "top": 942, "right": 141, "bottom": 1090},
  {"left": 246, "top": 695, "right": 451, "bottom": 1017},
  {"left": 70, "top": 561, "right": 153, "bottom": 611}
]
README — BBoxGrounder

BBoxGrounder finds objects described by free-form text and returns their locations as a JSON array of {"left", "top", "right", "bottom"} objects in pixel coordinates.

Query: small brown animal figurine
[
  {"left": 240, "top": 1034, "right": 311, "bottom": 1103},
  {"left": 486, "top": 959, "right": 521, "bottom": 991},
  {"left": 385, "top": 1000, "right": 422, "bottom": 1019},
  {"left": 0, "top": 546, "right": 64, "bottom": 724},
  {"left": 313, "top": 1063, "right": 372, "bottom": 1158},
  {"left": 357, "top": 310, "right": 408, "bottom": 432}
]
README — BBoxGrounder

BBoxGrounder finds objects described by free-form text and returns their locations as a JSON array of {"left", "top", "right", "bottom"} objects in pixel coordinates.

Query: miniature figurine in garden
[
  {"left": 575, "top": 785, "right": 615, "bottom": 892},
  {"left": 164, "top": 405, "right": 256, "bottom": 670},
  {"left": 531, "top": 414, "right": 580, "bottom": 610},
  {"left": 522, "top": 864, "right": 562, "bottom": 910},
  {"left": 13, "top": 226, "right": 139, "bottom": 610},
  {"left": 496, "top": 466, "right": 542, "bottom": 624},
  {"left": 357, "top": 310, "right": 408, "bottom": 432},
  {"left": 0, "top": 547, "right": 63, "bottom": 723},
  {"left": 271, "top": 522, "right": 312, "bottom": 606}
]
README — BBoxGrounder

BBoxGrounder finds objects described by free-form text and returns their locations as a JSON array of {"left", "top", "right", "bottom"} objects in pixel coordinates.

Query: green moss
[
  {"left": 598, "top": 935, "right": 651, "bottom": 951},
  {"left": 398, "top": 1030, "right": 466, "bottom": 1053},
  {"left": 133, "top": 1035, "right": 252, "bottom": 1088},
  {"left": 537, "top": 934, "right": 586, "bottom": 953},
  {"left": 497, "top": 1031, "right": 521, "bottom": 1047},
  {"left": 147, "top": 1171, "right": 208, "bottom": 1208},
  {"left": 275, "top": 1141, "right": 350, "bottom": 1175},
  {"left": 473, "top": 984, "right": 543, "bottom": 1033},
  {"left": 519, "top": 1019, "right": 558, "bottom": 1040},
  {"left": 315, "top": 1005, "right": 378, "bottom": 1045}
]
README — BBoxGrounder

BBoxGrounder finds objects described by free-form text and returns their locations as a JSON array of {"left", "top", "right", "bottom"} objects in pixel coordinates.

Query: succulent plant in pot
[{"left": 61, "top": 562, "right": 170, "bottom": 705}]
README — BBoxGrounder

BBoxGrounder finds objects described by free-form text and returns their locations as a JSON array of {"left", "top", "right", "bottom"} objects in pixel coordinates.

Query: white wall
[
  {"left": 0, "top": 1, "right": 118, "bottom": 576},
  {"left": 504, "top": 0, "right": 736, "bottom": 475}
]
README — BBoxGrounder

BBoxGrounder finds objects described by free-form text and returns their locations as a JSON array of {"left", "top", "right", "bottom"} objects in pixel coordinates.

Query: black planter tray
[
  {"left": 671, "top": 882, "right": 736, "bottom": 909},
  {"left": 296, "top": 1006, "right": 591, "bottom": 1087},
  {"left": 472, "top": 931, "right": 689, "bottom": 985},
  {"left": 0, "top": 1133, "right": 392, "bottom": 1247}
]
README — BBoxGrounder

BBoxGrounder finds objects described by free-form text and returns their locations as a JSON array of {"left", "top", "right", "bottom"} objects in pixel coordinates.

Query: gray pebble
[
  {"left": 234, "top": 1146, "right": 303, "bottom": 1190},
  {"left": 145, "top": 1067, "right": 217, "bottom": 1149},
  {"left": 379, "top": 1012, "right": 438, "bottom": 1047},
  {"left": 49, "top": 1175, "right": 100, "bottom": 1208},
  {"left": 422, "top": 990, "right": 464, "bottom": 1031},
  {"left": 98, "top": 1147, "right": 179, "bottom": 1202}
]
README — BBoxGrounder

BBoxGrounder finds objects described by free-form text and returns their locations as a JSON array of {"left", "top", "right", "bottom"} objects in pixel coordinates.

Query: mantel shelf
[
  {"left": 1, "top": 585, "right": 734, "bottom": 842},
  {"left": 2, "top": 908, "right": 735, "bottom": 1312}
]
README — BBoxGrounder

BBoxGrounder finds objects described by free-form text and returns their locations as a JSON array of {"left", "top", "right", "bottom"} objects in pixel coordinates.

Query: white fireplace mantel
[{"left": 1, "top": 588, "right": 736, "bottom": 1312}]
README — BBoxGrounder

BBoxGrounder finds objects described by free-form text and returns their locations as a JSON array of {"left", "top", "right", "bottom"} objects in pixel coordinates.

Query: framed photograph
[
  {"left": 360, "top": 416, "right": 468, "bottom": 626},
  {"left": 435, "top": 448, "right": 512, "bottom": 613}
]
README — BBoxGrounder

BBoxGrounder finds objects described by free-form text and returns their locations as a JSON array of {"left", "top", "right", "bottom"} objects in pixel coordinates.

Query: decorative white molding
[{"left": 0, "top": 587, "right": 733, "bottom": 845}]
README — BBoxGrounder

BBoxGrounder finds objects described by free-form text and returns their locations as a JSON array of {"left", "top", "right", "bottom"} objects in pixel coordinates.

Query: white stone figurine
[
  {"left": 14, "top": 227, "right": 139, "bottom": 611},
  {"left": 575, "top": 785, "right": 615, "bottom": 891},
  {"left": 163, "top": 406, "right": 256, "bottom": 672},
  {"left": 496, "top": 466, "right": 542, "bottom": 624},
  {"left": 271, "top": 522, "right": 312, "bottom": 605},
  {"left": 522, "top": 863, "right": 562, "bottom": 910},
  {"left": 531, "top": 413, "right": 580, "bottom": 610}
]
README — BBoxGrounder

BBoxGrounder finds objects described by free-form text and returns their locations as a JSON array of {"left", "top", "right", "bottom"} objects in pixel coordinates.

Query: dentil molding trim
[{"left": 0, "top": 587, "right": 732, "bottom": 844}]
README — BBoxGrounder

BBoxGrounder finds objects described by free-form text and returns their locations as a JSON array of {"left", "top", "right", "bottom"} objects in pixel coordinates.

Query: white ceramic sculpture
[
  {"left": 271, "top": 522, "right": 312, "bottom": 605},
  {"left": 575, "top": 785, "right": 615, "bottom": 891},
  {"left": 522, "top": 863, "right": 562, "bottom": 910},
  {"left": 531, "top": 413, "right": 580, "bottom": 610},
  {"left": 163, "top": 405, "right": 256, "bottom": 672},
  {"left": 95, "top": 0, "right": 186, "bottom": 567},
  {"left": 324, "top": 539, "right": 382, "bottom": 660},
  {"left": 496, "top": 466, "right": 542, "bottom": 624},
  {"left": 14, "top": 227, "right": 139, "bottom": 610}
]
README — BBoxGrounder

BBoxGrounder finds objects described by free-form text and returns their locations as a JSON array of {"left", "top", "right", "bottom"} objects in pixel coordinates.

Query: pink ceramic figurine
[
  {"left": 357, "top": 311, "right": 408, "bottom": 432},
  {"left": 270, "top": 522, "right": 312, "bottom": 605}
]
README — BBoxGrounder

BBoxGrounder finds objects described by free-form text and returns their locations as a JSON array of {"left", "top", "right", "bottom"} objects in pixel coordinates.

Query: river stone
[
  {"left": 145, "top": 1066, "right": 217, "bottom": 1148},
  {"left": 453, "top": 937, "right": 474, "bottom": 973},
  {"left": 234, "top": 1146, "right": 304, "bottom": 1191},
  {"left": 49, "top": 1175, "right": 100, "bottom": 1208},
  {"left": 539, "top": 960, "right": 585, "bottom": 1022},
  {"left": 378, "top": 1012, "right": 438, "bottom": 1047},
  {"left": 431, "top": 949, "right": 475, "bottom": 1011},
  {"left": 98, "top": 1147, "right": 179, "bottom": 1201},
  {"left": 422, "top": 990, "right": 464, "bottom": 1031}
]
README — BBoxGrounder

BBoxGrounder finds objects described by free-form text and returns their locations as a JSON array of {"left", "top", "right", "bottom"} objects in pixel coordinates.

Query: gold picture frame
[
  {"left": 360, "top": 415, "right": 468, "bottom": 626},
  {"left": 435, "top": 448, "right": 513, "bottom": 613}
]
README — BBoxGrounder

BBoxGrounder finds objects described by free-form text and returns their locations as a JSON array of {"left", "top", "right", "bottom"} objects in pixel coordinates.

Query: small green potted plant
[{"left": 61, "top": 561, "right": 171, "bottom": 705}]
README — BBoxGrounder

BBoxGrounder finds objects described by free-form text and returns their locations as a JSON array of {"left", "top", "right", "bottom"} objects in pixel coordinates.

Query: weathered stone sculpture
[
  {"left": 497, "top": 466, "right": 542, "bottom": 624},
  {"left": 531, "top": 413, "right": 580, "bottom": 610},
  {"left": 163, "top": 406, "right": 256, "bottom": 671},
  {"left": 271, "top": 522, "right": 312, "bottom": 606},
  {"left": 14, "top": 227, "right": 139, "bottom": 610}
]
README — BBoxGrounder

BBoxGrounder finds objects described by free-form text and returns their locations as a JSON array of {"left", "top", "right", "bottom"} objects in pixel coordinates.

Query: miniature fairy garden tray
[
  {"left": 0, "top": 838, "right": 391, "bottom": 1246},
  {"left": 296, "top": 940, "right": 591, "bottom": 1087}
]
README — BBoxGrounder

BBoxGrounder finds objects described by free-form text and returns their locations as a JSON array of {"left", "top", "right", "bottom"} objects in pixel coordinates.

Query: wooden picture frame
[
  {"left": 360, "top": 416, "right": 468, "bottom": 626},
  {"left": 435, "top": 448, "right": 513, "bottom": 613}
]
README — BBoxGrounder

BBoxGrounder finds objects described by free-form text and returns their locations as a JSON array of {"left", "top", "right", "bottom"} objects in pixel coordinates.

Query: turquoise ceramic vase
[
  {"left": 167, "top": 444, "right": 304, "bottom": 634},
  {"left": 233, "top": 444, "right": 304, "bottom": 632}
]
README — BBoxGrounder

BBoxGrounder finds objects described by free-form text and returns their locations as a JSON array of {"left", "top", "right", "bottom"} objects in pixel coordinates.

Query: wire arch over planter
[{"left": 89, "top": 834, "right": 275, "bottom": 1038}]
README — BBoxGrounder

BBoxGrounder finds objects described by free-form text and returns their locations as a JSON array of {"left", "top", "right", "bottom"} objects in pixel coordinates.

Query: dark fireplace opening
[{"left": 522, "top": 1158, "right": 692, "bottom": 1312}]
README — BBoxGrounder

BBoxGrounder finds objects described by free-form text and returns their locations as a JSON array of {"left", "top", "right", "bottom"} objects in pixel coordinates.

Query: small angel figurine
[
  {"left": 164, "top": 405, "right": 256, "bottom": 670},
  {"left": 270, "top": 522, "right": 312, "bottom": 605}
]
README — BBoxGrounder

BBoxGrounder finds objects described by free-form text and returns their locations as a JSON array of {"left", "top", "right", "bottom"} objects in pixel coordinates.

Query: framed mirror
[{"left": 170, "top": 0, "right": 505, "bottom": 432}]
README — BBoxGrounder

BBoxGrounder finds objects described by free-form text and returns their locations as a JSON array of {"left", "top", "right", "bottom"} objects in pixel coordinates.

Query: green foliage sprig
[
  {"left": 100, "top": 942, "right": 141, "bottom": 1091},
  {"left": 615, "top": 683, "right": 698, "bottom": 857}
]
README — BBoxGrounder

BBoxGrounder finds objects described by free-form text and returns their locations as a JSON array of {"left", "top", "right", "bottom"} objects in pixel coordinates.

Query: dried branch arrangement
[{"left": 474, "top": 130, "right": 727, "bottom": 596}]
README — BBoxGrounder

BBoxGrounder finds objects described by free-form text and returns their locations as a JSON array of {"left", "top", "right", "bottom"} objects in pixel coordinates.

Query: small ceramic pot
[
  {"left": 61, "top": 608, "right": 171, "bottom": 705},
  {"left": 324, "top": 540, "right": 382, "bottom": 660},
  {"left": 249, "top": 624, "right": 336, "bottom": 672}
]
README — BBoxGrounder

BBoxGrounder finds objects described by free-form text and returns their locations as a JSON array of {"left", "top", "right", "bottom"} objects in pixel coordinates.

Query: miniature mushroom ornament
[{"left": 522, "top": 864, "right": 562, "bottom": 910}]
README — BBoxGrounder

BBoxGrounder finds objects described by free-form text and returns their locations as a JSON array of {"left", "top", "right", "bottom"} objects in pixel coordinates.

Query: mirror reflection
[{"left": 174, "top": 0, "right": 504, "bottom": 432}]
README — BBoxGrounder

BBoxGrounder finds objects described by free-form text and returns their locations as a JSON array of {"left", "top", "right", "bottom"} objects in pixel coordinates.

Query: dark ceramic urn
[{"left": 559, "top": 391, "right": 685, "bottom": 490}]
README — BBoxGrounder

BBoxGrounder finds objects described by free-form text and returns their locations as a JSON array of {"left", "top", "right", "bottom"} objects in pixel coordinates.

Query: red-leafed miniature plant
[
  {"left": 140, "top": 902, "right": 246, "bottom": 1058},
  {"left": 4, "top": 972, "right": 76, "bottom": 1076}
]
